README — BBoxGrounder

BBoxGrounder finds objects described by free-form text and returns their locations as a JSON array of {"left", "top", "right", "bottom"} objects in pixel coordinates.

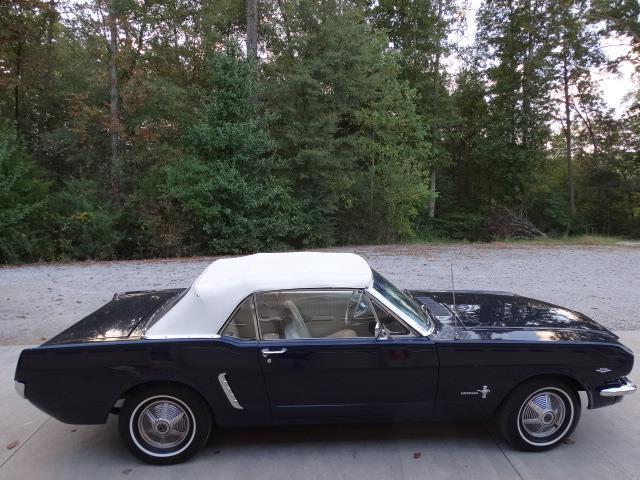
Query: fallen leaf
[
  {"left": 6, "top": 440, "right": 19, "bottom": 450},
  {"left": 563, "top": 437, "right": 575, "bottom": 445},
  {"left": 413, "top": 452, "right": 422, "bottom": 459},
  {"left": 122, "top": 468, "right": 132, "bottom": 475}
]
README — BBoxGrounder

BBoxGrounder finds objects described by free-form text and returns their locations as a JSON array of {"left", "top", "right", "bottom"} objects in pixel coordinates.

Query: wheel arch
[
  {"left": 111, "top": 380, "right": 216, "bottom": 423},
  {"left": 494, "top": 373, "right": 584, "bottom": 415}
]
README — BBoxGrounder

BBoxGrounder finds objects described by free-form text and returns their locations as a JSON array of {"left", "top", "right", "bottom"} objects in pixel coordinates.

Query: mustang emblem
[
  {"left": 460, "top": 385, "right": 491, "bottom": 399},
  {"left": 596, "top": 368, "right": 612, "bottom": 373}
]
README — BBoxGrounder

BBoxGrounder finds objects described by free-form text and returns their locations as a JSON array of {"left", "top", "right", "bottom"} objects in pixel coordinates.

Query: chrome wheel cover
[
  {"left": 520, "top": 391, "right": 567, "bottom": 439},
  {"left": 137, "top": 399, "right": 191, "bottom": 450}
]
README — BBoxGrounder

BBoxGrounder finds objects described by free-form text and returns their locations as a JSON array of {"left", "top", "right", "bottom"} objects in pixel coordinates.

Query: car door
[
  {"left": 255, "top": 289, "right": 439, "bottom": 420},
  {"left": 209, "top": 295, "right": 270, "bottom": 423}
]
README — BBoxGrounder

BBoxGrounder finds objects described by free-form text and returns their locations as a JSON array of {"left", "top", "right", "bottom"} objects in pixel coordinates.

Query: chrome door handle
[{"left": 261, "top": 348, "right": 287, "bottom": 357}]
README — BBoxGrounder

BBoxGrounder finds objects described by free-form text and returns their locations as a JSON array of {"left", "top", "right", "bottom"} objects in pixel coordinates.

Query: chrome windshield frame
[{"left": 367, "top": 285, "right": 434, "bottom": 337}]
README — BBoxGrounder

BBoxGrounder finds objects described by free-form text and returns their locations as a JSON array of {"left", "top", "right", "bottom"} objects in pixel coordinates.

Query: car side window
[
  {"left": 254, "top": 290, "right": 376, "bottom": 340},
  {"left": 221, "top": 296, "right": 257, "bottom": 340},
  {"left": 371, "top": 300, "right": 411, "bottom": 336}
]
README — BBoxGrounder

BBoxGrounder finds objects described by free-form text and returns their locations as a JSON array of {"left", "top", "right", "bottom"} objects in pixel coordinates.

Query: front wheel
[
  {"left": 498, "top": 378, "right": 581, "bottom": 451},
  {"left": 118, "top": 385, "right": 212, "bottom": 464}
]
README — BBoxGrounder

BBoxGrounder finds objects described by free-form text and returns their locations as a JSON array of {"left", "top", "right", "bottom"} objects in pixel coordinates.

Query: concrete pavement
[{"left": 1, "top": 333, "right": 639, "bottom": 480}]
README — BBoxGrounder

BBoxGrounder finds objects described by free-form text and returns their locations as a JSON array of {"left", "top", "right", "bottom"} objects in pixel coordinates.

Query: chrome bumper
[
  {"left": 600, "top": 378, "right": 636, "bottom": 397},
  {"left": 14, "top": 381, "right": 25, "bottom": 399}
]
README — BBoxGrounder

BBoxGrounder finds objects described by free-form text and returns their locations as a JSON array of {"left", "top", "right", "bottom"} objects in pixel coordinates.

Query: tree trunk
[
  {"left": 562, "top": 54, "right": 575, "bottom": 217},
  {"left": 43, "top": 0, "right": 56, "bottom": 125},
  {"left": 47, "top": 0, "right": 56, "bottom": 45},
  {"left": 246, "top": 0, "right": 258, "bottom": 61},
  {"left": 14, "top": 41, "right": 23, "bottom": 132},
  {"left": 521, "top": 0, "right": 534, "bottom": 148},
  {"left": 108, "top": 1, "right": 120, "bottom": 201},
  {"left": 428, "top": 0, "right": 443, "bottom": 220},
  {"left": 428, "top": 170, "right": 437, "bottom": 218},
  {"left": 275, "top": 0, "right": 291, "bottom": 46}
]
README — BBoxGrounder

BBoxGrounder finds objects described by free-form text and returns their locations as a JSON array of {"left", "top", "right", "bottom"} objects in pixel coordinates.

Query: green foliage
[
  {"left": 0, "top": 0, "right": 639, "bottom": 263},
  {"left": 266, "top": 3, "right": 432, "bottom": 244},
  {"left": 476, "top": 0, "right": 556, "bottom": 202},
  {"left": 47, "top": 179, "right": 122, "bottom": 260},
  {"left": 160, "top": 49, "right": 305, "bottom": 254},
  {"left": 416, "top": 212, "right": 489, "bottom": 242},
  {"left": 0, "top": 122, "right": 49, "bottom": 262},
  {"left": 343, "top": 75, "right": 431, "bottom": 243}
]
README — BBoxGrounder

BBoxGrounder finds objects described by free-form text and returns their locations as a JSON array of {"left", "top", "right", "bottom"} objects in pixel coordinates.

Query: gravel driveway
[{"left": 1, "top": 243, "right": 639, "bottom": 345}]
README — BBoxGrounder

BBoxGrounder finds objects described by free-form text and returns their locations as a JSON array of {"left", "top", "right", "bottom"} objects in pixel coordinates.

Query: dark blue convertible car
[{"left": 14, "top": 253, "right": 635, "bottom": 464}]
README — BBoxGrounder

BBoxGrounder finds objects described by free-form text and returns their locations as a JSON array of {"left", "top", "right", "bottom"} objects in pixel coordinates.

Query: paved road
[{"left": 1, "top": 333, "right": 638, "bottom": 480}]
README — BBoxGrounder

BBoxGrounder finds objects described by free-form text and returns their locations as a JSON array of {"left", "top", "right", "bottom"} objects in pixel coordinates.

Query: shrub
[
  {"left": 48, "top": 179, "right": 122, "bottom": 260},
  {"left": 0, "top": 123, "right": 50, "bottom": 263}
]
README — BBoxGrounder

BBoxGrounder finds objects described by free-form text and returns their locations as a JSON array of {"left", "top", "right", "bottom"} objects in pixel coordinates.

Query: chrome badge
[
  {"left": 460, "top": 385, "right": 491, "bottom": 399},
  {"left": 595, "top": 368, "right": 612, "bottom": 374}
]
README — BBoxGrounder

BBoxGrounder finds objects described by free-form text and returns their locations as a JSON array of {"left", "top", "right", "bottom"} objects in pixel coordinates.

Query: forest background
[{"left": 1, "top": 0, "right": 639, "bottom": 262}]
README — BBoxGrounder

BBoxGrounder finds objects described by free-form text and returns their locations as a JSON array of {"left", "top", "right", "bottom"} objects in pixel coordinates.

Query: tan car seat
[{"left": 282, "top": 300, "right": 357, "bottom": 339}]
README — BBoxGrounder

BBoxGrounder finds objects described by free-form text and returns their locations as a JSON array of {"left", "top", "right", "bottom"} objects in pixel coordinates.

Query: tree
[
  {"left": 0, "top": 0, "right": 52, "bottom": 136},
  {"left": 369, "top": 0, "right": 458, "bottom": 219},
  {"left": 2, "top": 0, "right": 640, "bottom": 263},
  {"left": 265, "top": 2, "right": 432, "bottom": 243},
  {"left": 446, "top": 67, "right": 491, "bottom": 212},
  {"left": 572, "top": 86, "right": 640, "bottom": 236},
  {"left": 246, "top": 0, "right": 258, "bottom": 61},
  {"left": 590, "top": 0, "right": 640, "bottom": 64},
  {"left": 106, "top": 0, "right": 120, "bottom": 200},
  {"left": 0, "top": 121, "right": 49, "bottom": 262},
  {"left": 160, "top": 48, "right": 304, "bottom": 253},
  {"left": 552, "top": 0, "right": 604, "bottom": 221},
  {"left": 475, "top": 0, "right": 556, "bottom": 206}
]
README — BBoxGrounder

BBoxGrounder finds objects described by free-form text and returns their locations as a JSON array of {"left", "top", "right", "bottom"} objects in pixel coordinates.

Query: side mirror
[{"left": 375, "top": 322, "right": 390, "bottom": 340}]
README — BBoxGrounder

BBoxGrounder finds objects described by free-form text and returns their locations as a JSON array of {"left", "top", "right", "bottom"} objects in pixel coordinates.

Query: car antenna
[{"left": 450, "top": 260, "right": 460, "bottom": 340}]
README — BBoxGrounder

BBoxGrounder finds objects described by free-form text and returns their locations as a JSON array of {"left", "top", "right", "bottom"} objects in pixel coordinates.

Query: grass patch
[
  {"left": 493, "top": 235, "right": 628, "bottom": 246},
  {"left": 402, "top": 234, "right": 631, "bottom": 247}
]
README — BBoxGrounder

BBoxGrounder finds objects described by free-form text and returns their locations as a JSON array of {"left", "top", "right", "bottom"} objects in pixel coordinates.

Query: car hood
[
  {"left": 411, "top": 290, "right": 613, "bottom": 335},
  {"left": 43, "top": 289, "right": 186, "bottom": 346}
]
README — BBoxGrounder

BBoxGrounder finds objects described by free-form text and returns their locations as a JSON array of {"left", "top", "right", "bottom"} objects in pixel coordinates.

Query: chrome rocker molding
[
  {"left": 600, "top": 378, "right": 636, "bottom": 397},
  {"left": 14, "top": 381, "right": 25, "bottom": 399},
  {"left": 217, "top": 373, "right": 243, "bottom": 410}
]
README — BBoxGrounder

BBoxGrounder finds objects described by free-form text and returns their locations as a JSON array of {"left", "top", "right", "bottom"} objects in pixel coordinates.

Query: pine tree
[
  {"left": 475, "top": 0, "right": 557, "bottom": 206},
  {"left": 160, "top": 48, "right": 304, "bottom": 253}
]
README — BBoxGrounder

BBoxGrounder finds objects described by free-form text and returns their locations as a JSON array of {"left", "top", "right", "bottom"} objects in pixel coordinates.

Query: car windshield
[{"left": 371, "top": 269, "right": 431, "bottom": 331}]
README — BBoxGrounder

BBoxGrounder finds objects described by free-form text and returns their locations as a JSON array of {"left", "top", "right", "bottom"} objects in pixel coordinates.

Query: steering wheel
[{"left": 345, "top": 291, "right": 365, "bottom": 324}]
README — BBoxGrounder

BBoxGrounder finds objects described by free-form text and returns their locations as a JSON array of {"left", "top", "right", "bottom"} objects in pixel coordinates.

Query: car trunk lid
[{"left": 43, "top": 289, "right": 186, "bottom": 346}]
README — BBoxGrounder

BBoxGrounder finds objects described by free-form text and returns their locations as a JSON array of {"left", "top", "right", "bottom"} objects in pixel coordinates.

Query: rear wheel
[
  {"left": 498, "top": 378, "right": 580, "bottom": 451},
  {"left": 119, "top": 385, "right": 212, "bottom": 464}
]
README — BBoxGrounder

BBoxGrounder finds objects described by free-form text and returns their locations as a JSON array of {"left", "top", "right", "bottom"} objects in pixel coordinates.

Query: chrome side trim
[
  {"left": 143, "top": 334, "right": 221, "bottom": 340},
  {"left": 14, "top": 381, "right": 25, "bottom": 399},
  {"left": 217, "top": 373, "right": 243, "bottom": 410},
  {"left": 600, "top": 378, "right": 636, "bottom": 397}
]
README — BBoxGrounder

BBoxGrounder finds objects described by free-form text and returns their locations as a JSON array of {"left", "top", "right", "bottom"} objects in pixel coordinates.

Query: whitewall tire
[
  {"left": 498, "top": 378, "right": 580, "bottom": 451},
  {"left": 118, "top": 385, "right": 212, "bottom": 464}
]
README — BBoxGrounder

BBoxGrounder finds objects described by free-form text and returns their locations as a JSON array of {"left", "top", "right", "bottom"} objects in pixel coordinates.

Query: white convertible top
[{"left": 145, "top": 252, "right": 373, "bottom": 338}]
